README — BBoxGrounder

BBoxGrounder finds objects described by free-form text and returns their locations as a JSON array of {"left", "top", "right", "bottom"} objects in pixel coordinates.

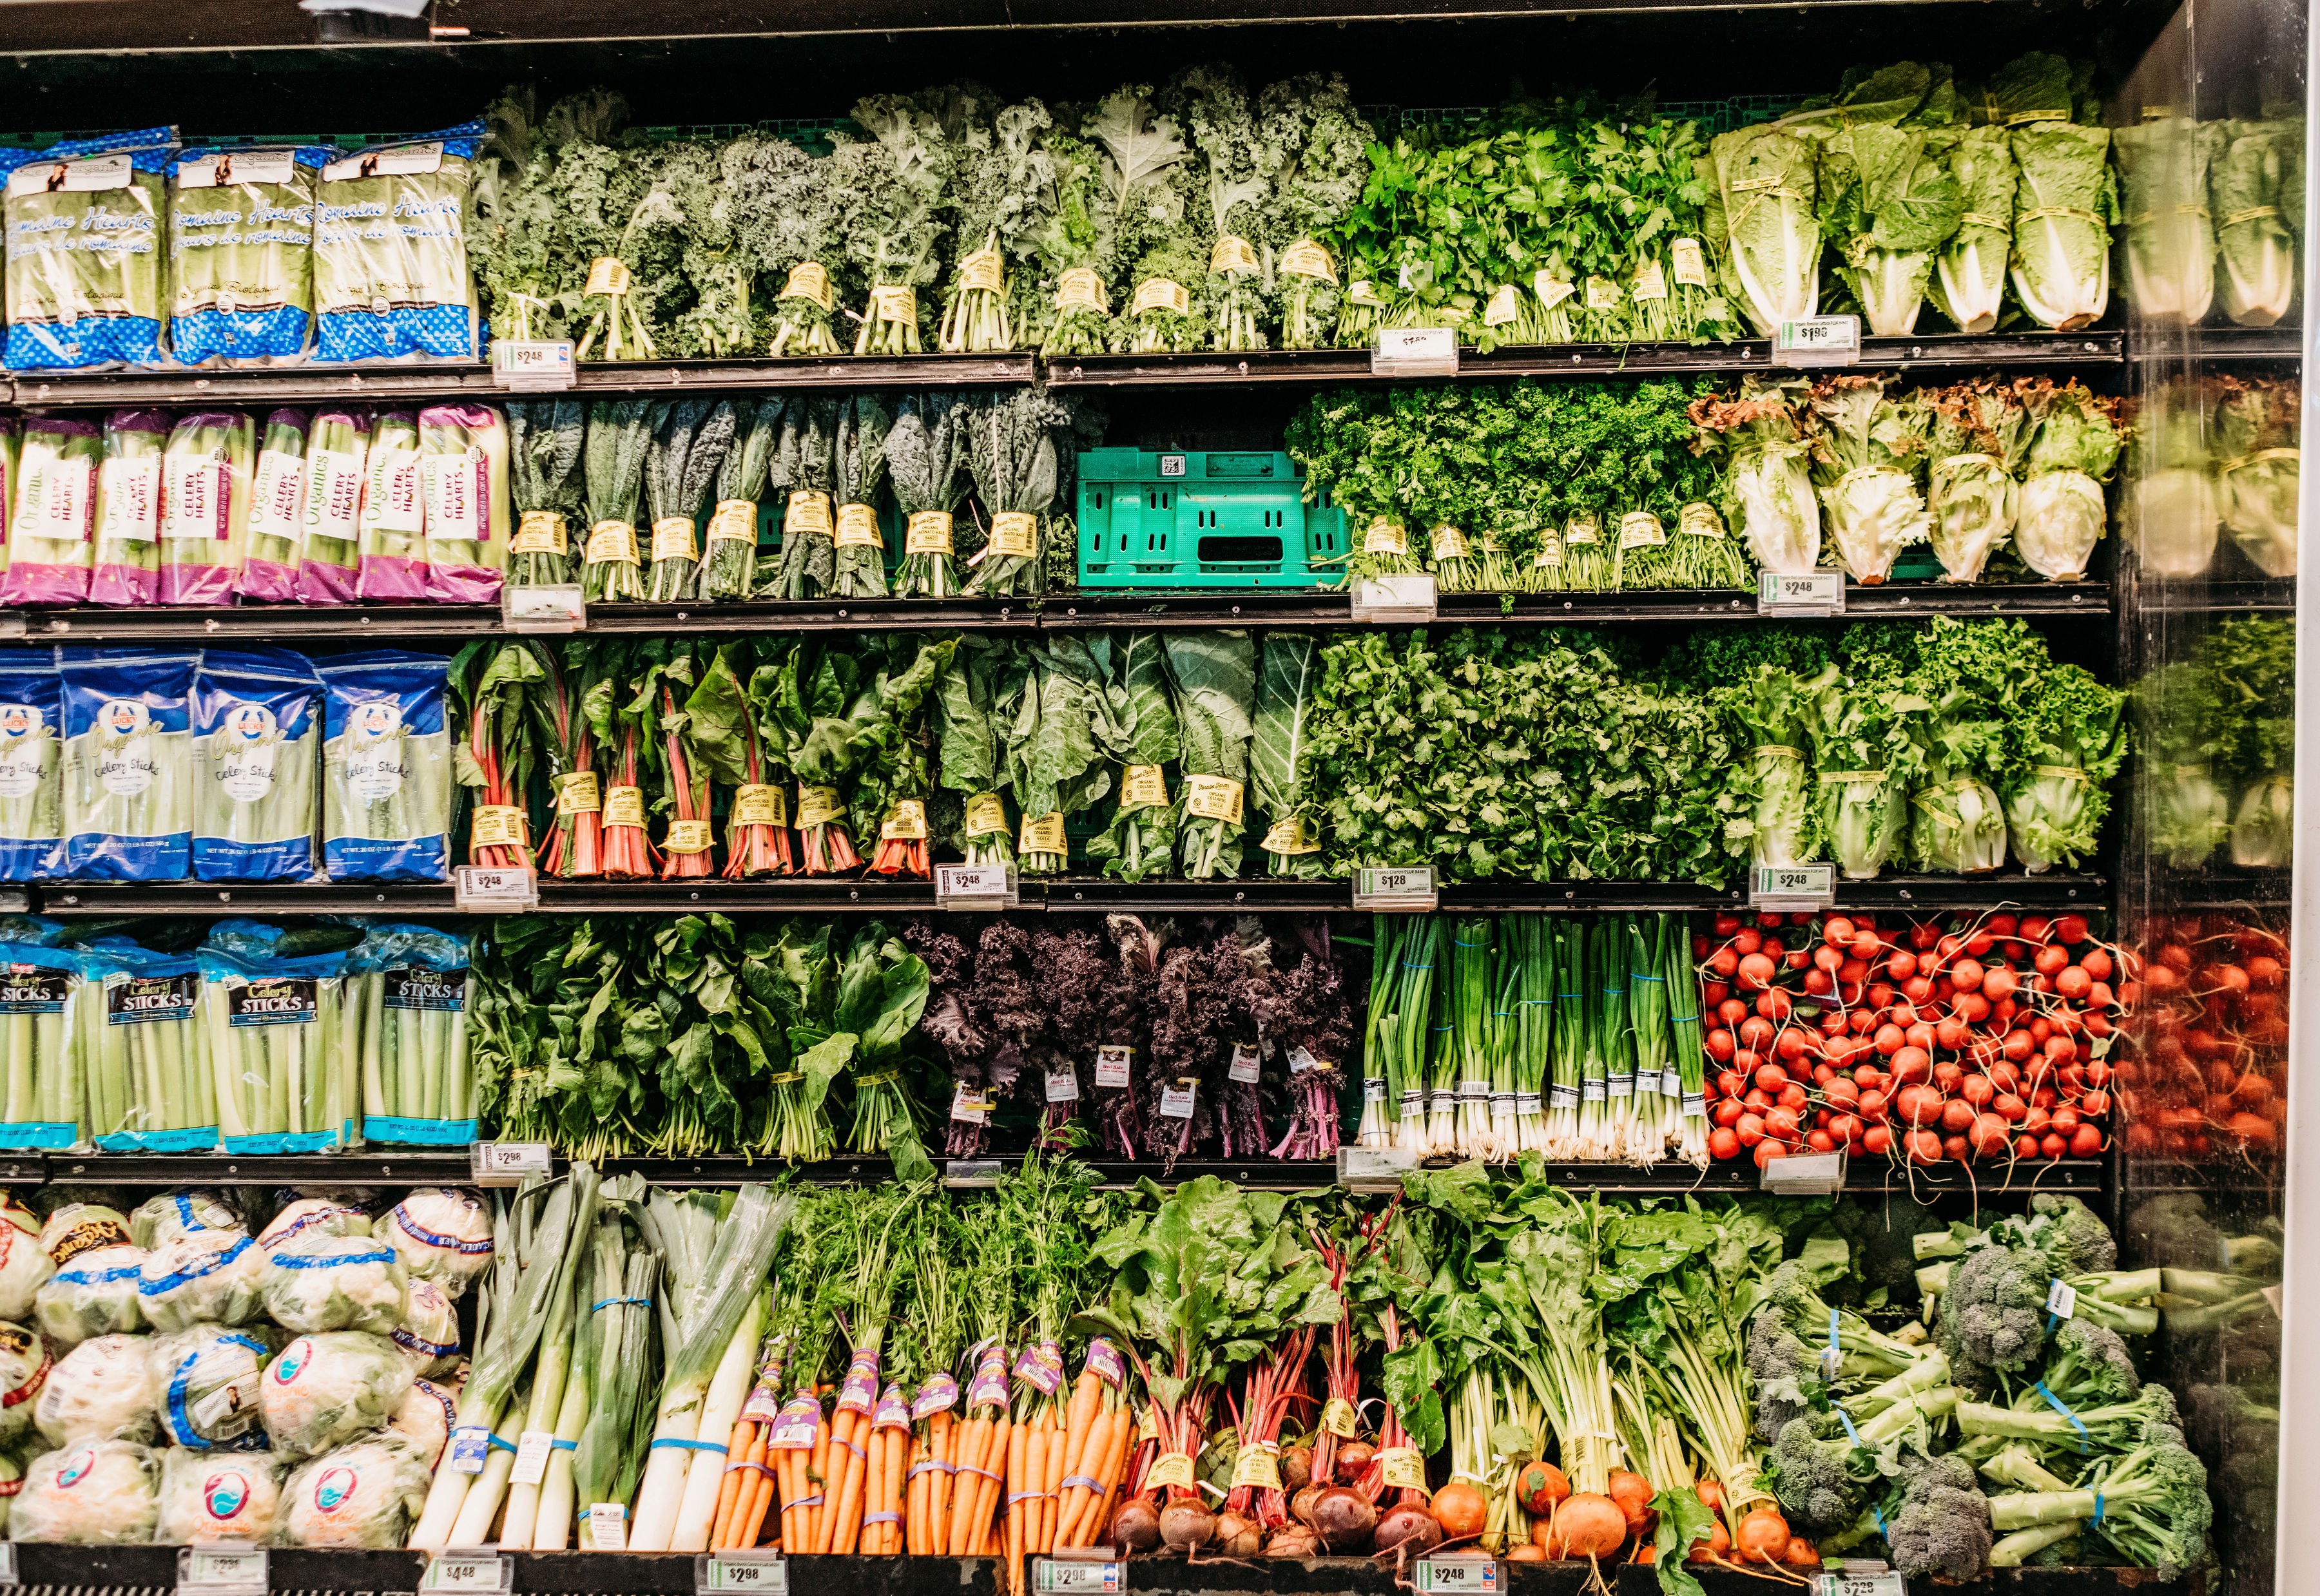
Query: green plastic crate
[{"left": 1075, "top": 448, "right": 1347, "bottom": 590}]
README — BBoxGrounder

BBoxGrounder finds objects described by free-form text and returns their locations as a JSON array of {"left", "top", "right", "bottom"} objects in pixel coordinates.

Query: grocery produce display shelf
[
  {"left": 1048, "top": 582, "right": 2114, "bottom": 626},
  {"left": 27, "top": 871, "right": 2107, "bottom": 918},
  {"left": 10, "top": 1546, "right": 426, "bottom": 1591},
  {"left": 2164, "top": 323, "right": 2306, "bottom": 361},
  {"left": 2149, "top": 576, "right": 2299, "bottom": 613}
]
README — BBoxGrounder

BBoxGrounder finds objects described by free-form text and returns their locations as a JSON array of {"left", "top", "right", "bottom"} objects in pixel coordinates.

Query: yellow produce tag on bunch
[
  {"left": 1055, "top": 268, "right": 1108, "bottom": 313},
  {"left": 1378, "top": 1447, "right": 1426, "bottom": 1490},
  {"left": 1133, "top": 278, "right": 1191, "bottom": 317},
  {"left": 556, "top": 771, "right": 601, "bottom": 816},
  {"left": 584, "top": 256, "right": 632, "bottom": 296},
  {"left": 1210, "top": 235, "right": 1259, "bottom": 275},
  {"left": 964, "top": 792, "right": 1009, "bottom": 838},
  {"left": 1364, "top": 519, "right": 1407, "bottom": 556},
  {"left": 905, "top": 512, "right": 954, "bottom": 555},
  {"left": 836, "top": 503, "right": 883, "bottom": 549},
  {"left": 471, "top": 805, "right": 529, "bottom": 849},
  {"left": 1262, "top": 814, "right": 1320, "bottom": 855},
  {"left": 986, "top": 512, "right": 1038, "bottom": 559},
  {"left": 1184, "top": 774, "right": 1243, "bottom": 825},
  {"left": 1118, "top": 764, "right": 1168, "bottom": 813},
  {"left": 512, "top": 511, "right": 566, "bottom": 555},
  {"left": 1430, "top": 524, "right": 1469, "bottom": 561},
  {"left": 1319, "top": 1397, "right": 1358, "bottom": 1438},
  {"left": 650, "top": 517, "right": 697, "bottom": 563},
  {"left": 1483, "top": 284, "right": 1520, "bottom": 326},
  {"left": 663, "top": 819, "right": 713, "bottom": 855},
  {"left": 797, "top": 785, "right": 844, "bottom": 829},
  {"left": 1230, "top": 1445, "right": 1282, "bottom": 1492},
  {"left": 707, "top": 500, "right": 758, "bottom": 544},
  {"left": 1671, "top": 237, "right": 1708, "bottom": 287},
  {"left": 1145, "top": 1452, "right": 1197, "bottom": 1490},
  {"left": 603, "top": 785, "right": 646, "bottom": 828},
  {"left": 586, "top": 521, "right": 639, "bottom": 565},
  {"left": 1281, "top": 238, "right": 1337, "bottom": 283},
  {"left": 1019, "top": 811, "right": 1067, "bottom": 856},
  {"left": 731, "top": 784, "right": 786, "bottom": 827},
  {"left": 779, "top": 261, "right": 835, "bottom": 311},
  {"left": 880, "top": 800, "right": 928, "bottom": 841},
  {"left": 785, "top": 492, "right": 833, "bottom": 537},
  {"left": 960, "top": 249, "right": 1005, "bottom": 293}
]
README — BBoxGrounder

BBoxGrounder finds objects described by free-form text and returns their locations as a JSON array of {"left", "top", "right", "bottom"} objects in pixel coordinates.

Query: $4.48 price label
[{"left": 423, "top": 1553, "right": 510, "bottom": 1595}]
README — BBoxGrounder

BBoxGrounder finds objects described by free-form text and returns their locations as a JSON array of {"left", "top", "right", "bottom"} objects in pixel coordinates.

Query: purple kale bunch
[
  {"left": 1031, "top": 927, "right": 1112, "bottom": 1148},
  {"left": 1147, "top": 929, "right": 1235, "bottom": 1168},
  {"left": 1096, "top": 915, "right": 1169, "bottom": 1157},
  {"left": 1250, "top": 918, "right": 1353, "bottom": 1160},
  {"left": 904, "top": 918, "right": 996, "bottom": 1156},
  {"left": 1212, "top": 919, "right": 1277, "bottom": 1161}
]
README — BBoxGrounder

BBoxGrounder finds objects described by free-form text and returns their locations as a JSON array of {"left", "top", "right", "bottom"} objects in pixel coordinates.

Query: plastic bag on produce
[
  {"left": 3, "top": 130, "right": 175, "bottom": 372},
  {"left": 295, "top": 410, "right": 368, "bottom": 604},
  {"left": 158, "top": 1445, "right": 287, "bottom": 1543},
  {"left": 258, "top": 1197, "right": 371, "bottom": 1253},
  {"left": 36, "top": 1331, "right": 159, "bottom": 1445},
  {"left": 34, "top": 1243, "right": 146, "bottom": 1346},
  {"left": 82, "top": 946, "right": 216, "bottom": 1152},
  {"left": 312, "top": 126, "right": 481, "bottom": 364},
  {"left": 3, "top": 418, "right": 101, "bottom": 604},
  {"left": 351, "top": 924, "right": 474, "bottom": 1145},
  {"left": 168, "top": 144, "right": 331, "bottom": 367},
  {"left": 419, "top": 404, "right": 510, "bottom": 602},
  {"left": 385, "top": 1371, "right": 456, "bottom": 1468},
  {"left": 318, "top": 651, "right": 450, "bottom": 883},
  {"left": 198, "top": 945, "right": 355, "bottom": 1155},
  {"left": 58, "top": 647, "right": 197, "bottom": 882},
  {"left": 131, "top": 1190, "right": 240, "bottom": 1250},
  {"left": 90, "top": 408, "right": 169, "bottom": 608},
  {"left": 387, "top": 1275, "right": 459, "bottom": 1376},
  {"left": 380, "top": 1187, "right": 490, "bottom": 1294},
  {"left": 260, "top": 1331, "right": 412, "bottom": 1457},
  {"left": 12, "top": 1441, "right": 160, "bottom": 1543},
  {"left": 276, "top": 1432, "right": 430, "bottom": 1546},
  {"left": 40, "top": 1200, "right": 131, "bottom": 1264},
  {"left": 238, "top": 410, "right": 314, "bottom": 602},
  {"left": 151, "top": 1323, "right": 274, "bottom": 1448},
  {"left": 261, "top": 1231, "right": 405, "bottom": 1336},
  {"left": 159, "top": 410, "right": 256, "bottom": 607},
  {"left": 191, "top": 649, "right": 321, "bottom": 884},
  {"left": 0, "top": 653, "right": 66, "bottom": 882},
  {"left": 355, "top": 411, "right": 425, "bottom": 601},
  {"left": 139, "top": 1228, "right": 264, "bottom": 1332},
  {"left": 0, "top": 1199, "right": 50, "bottom": 1320},
  {"left": 0, "top": 945, "right": 88, "bottom": 1151}
]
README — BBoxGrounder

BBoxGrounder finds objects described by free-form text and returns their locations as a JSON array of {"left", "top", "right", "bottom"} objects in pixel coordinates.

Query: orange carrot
[
  {"left": 1043, "top": 1408, "right": 1067, "bottom": 1552},
  {"left": 833, "top": 1410, "right": 870, "bottom": 1555},
  {"left": 1006, "top": 1419, "right": 1026, "bottom": 1588},
  {"left": 976, "top": 1417, "right": 1013, "bottom": 1555},
  {"left": 946, "top": 1415, "right": 986, "bottom": 1554},
  {"left": 1059, "top": 1369, "right": 1101, "bottom": 1490},
  {"left": 710, "top": 1421, "right": 749, "bottom": 1548},
  {"left": 886, "top": 1423, "right": 908, "bottom": 1553},
  {"left": 1056, "top": 1409, "right": 1110, "bottom": 1547},
  {"left": 808, "top": 1414, "right": 833, "bottom": 1552},
  {"left": 1021, "top": 1419, "right": 1048, "bottom": 1559},
  {"left": 1075, "top": 1410, "right": 1134, "bottom": 1548}
]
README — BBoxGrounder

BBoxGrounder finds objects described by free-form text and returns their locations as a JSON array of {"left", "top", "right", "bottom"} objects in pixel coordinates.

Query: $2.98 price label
[{"left": 697, "top": 1554, "right": 789, "bottom": 1595}]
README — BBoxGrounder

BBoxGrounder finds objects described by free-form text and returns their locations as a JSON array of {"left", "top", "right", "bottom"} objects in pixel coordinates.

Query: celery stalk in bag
[
  {"left": 3, "top": 419, "right": 101, "bottom": 606},
  {"left": 159, "top": 412, "right": 255, "bottom": 607},
  {"left": 200, "top": 945, "right": 351, "bottom": 1155},
  {"left": 313, "top": 126, "right": 481, "bottom": 363},
  {"left": 0, "top": 418, "right": 19, "bottom": 583},
  {"left": 420, "top": 405, "right": 510, "bottom": 604},
  {"left": 3, "top": 130, "right": 175, "bottom": 372},
  {"left": 59, "top": 647, "right": 196, "bottom": 882},
  {"left": 237, "top": 410, "right": 311, "bottom": 603},
  {"left": 351, "top": 924, "right": 474, "bottom": 1146},
  {"left": 168, "top": 146, "right": 331, "bottom": 367},
  {"left": 296, "top": 410, "right": 369, "bottom": 604},
  {"left": 191, "top": 649, "right": 320, "bottom": 884},
  {"left": 82, "top": 945, "right": 215, "bottom": 1152},
  {"left": 0, "top": 655, "right": 66, "bottom": 882},
  {"left": 356, "top": 412, "right": 426, "bottom": 601},
  {"left": 0, "top": 946, "right": 86, "bottom": 1152},
  {"left": 319, "top": 651, "right": 451, "bottom": 883},
  {"left": 90, "top": 410, "right": 168, "bottom": 609}
]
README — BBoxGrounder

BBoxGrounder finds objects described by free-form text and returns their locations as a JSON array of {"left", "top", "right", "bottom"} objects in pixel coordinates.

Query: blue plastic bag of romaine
[
  {"left": 313, "top": 125, "right": 481, "bottom": 364},
  {"left": 318, "top": 650, "right": 450, "bottom": 883},
  {"left": 168, "top": 145, "right": 334, "bottom": 367},
  {"left": 348, "top": 923, "right": 474, "bottom": 1147},
  {"left": 198, "top": 944, "right": 353, "bottom": 1154},
  {"left": 191, "top": 649, "right": 321, "bottom": 884},
  {"left": 0, "top": 651, "right": 66, "bottom": 881},
  {"left": 82, "top": 943, "right": 216, "bottom": 1153},
  {"left": 58, "top": 646, "right": 197, "bottom": 881},
  {"left": 4, "top": 130, "right": 178, "bottom": 371}
]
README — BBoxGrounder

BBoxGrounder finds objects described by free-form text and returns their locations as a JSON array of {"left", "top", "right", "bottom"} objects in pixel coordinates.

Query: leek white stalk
[
  {"left": 533, "top": 1356, "right": 590, "bottom": 1549},
  {"left": 447, "top": 1377, "right": 530, "bottom": 1545},
  {"left": 496, "top": 1166, "right": 594, "bottom": 1548},
  {"left": 670, "top": 1300, "right": 766, "bottom": 1552}
]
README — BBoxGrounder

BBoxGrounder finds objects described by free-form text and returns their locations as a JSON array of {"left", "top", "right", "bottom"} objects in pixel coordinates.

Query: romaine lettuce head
[
  {"left": 12, "top": 1441, "right": 160, "bottom": 1544},
  {"left": 2113, "top": 118, "right": 2219, "bottom": 323},
  {"left": 157, "top": 1447, "right": 285, "bottom": 1544},
  {"left": 36, "top": 1332, "right": 159, "bottom": 1446},
  {"left": 2210, "top": 120, "right": 2299, "bottom": 327},
  {"left": 261, "top": 1331, "right": 412, "bottom": 1458},
  {"left": 1710, "top": 123, "right": 1821, "bottom": 335}
]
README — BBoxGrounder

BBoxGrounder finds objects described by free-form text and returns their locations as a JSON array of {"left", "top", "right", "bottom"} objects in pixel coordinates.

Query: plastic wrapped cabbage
[
  {"left": 133, "top": 1191, "right": 240, "bottom": 1251},
  {"left": 0, "top": 1453, "right": 17, "bottom": 1534},
  {"left": 0, "top": 1202, "right": 53, "bottom": 1322},
  {"left": 258, "top": 1197, "right": 372, "bottom": 1255},
  {"left": 151, "top": 1325, "right": 274, "bottom": 1449},
  {"left": 141, "top": 1229, "right": 266, "bottom": 1332},
  {"left": 382, "top": 1189, "right": 491, "bottom": 1295},
  {"left": 159, "top": 1447, "right": 285, "bottom": 1543},
  {"left": 39, "top": 1202, "right": 133, "bottom": 1266},
  {"left": 278, "top": 1434, "right": 432, "bottom": 1547},
  {"left": 2013, "top": 380, "right": 2122, "bottom": 581},
  {"left": 262, "top": 1233, "right": 407, "bottom": 1336},
  {"left": 389, "top": 1276, "right": 460, "bottom": 1376},
  {"left": 385, "top": 1372, "right": 457, "bottom": 1468},
  {"left": 261, "top": 1332, "right": 412, "bottom": 1457},
  {"left": 2232, "top": 774, "right": 2294, "bottom": 868},
  {"left": 0, "top": 1322, "right": 48, "bottom": 1443},
  {"left": 37, "top": 1332, "right": 159, "bottom": 1445},
  {"left": 35, "top": 1243, "right": 147, "bottom": 1346},
  {"left": 13, "top": 1441, "right": 160, "bottom": 1544}
]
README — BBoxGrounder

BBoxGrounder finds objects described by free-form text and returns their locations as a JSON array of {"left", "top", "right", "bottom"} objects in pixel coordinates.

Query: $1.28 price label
[{"left": 1352, "top": 865, "right": 1437, "bottom": 912}]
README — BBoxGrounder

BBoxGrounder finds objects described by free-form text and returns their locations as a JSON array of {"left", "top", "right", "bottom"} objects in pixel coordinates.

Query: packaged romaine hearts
[
  {"left": 168, "top": 144, "right": 332, "bottom": 367},
  {"left": 312, "top": 126, "right": 481, "bottom": 363},
  {"left": 3, "top": 130, "right": 176, "bottom": 372}
]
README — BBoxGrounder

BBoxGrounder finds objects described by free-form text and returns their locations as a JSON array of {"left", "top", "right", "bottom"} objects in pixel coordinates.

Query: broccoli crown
[
  {"left": 1833, "top": 1193, "right": 1942, "bottom": 1303},
  {"left": 2030, "top": 1193, "right": 2120, "bottom": 1275},
  {"left": 1746, "top": 1311, "right": 1822, "bottom": 1443},
  {"left": 1885, "top": 1451, "right": 1993, "bottom": 1581},
  {"left": 1940, "top": 1242, "right": 2048, "bottom": 1385},
  {"left": 2035, "top": 1319, "right": 2141, "bottom": 1410},
  {"left": 2097, "top": 1440, "right": 2212, "bottom": 1578},
  {"left": 1763, "top": 1411, "right": 1874, "bottom": 1534}
]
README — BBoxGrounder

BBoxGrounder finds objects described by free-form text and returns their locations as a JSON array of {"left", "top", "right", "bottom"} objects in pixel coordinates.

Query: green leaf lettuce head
[
  {"left": 1810, "top": 374, "right": 1932, "bottom": 585},
  {"left": 2011, "top": 378, "right": 2121, "bottom": 581},
  {"left": 1804, "top": 655, "right": 1925, "bottom": 880},
  {"left": 2002, "top": 663, "right": 2125, "bottom": 872},
  {"left": 1923, "top": 381, "right": 2026, "bottom": 582},
  {"left": 1904, "top": 618, "right": 2043, "bottom": 873},
  {"left": 1691, "top": 378, "right": 1822, "bottom": 575}
]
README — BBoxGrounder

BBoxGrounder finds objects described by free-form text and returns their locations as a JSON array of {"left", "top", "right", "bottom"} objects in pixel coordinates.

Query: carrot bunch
[
  {"left": 1050, "top": 1339, "right": 1136, "bottom": 1549},
  {"left": 709, "top": 1342, "right": 786, "bottom": 1552}
]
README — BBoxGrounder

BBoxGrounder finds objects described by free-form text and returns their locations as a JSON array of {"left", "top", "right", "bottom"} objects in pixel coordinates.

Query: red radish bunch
[
  {"left": 2118, "top": 913, "right": 2288, "bottom": 1160},
  {"left": 1694, "top": 909, "right": 2130, "bottom": 1171}
]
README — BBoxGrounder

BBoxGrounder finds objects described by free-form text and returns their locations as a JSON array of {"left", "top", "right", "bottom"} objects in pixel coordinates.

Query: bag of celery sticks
[
  {"left": 90, "top": 409, "right": 168, "bottom": 608},
  {"left": 0, "top": 945, "right": 87, "bottom": 1151},
  {"left": 198, "top": 945, "right": 354, "bottom": 1153},
  {"left": 191, "top": 649, "right": 321, "bottom": 884},
  {"left": 168, "top": 145, "right": 332, "bottom": 368},
  {"left": 79, "top": 945, "right": 214, "bottom": 1152},
  {"left": 0, "top": 653, "right": 66, "bottom": 882},
  {"left": 0, "top": 416, "right": 19, "bottom": 582},
  {"left": 296, "top": 410, "right": 368, "bottom": 604},
  {"left": 59, "top": 648, "right": 196, "bottom": 881},
  {"left": 350, "top": 925, "right": 472, "bottom": 1146},
  {"left": 418, "top": 405, "right": 510, "bottom": 603},
  {"left": 318, "top": 652, "right": 450, "bottom": 883},
  {"left": 3, "top": 130, "right": 175, "bottom": 372},
  {"left": 313, "top": 126, "right": 481, "bottom": 364},
  {"left": 3, "top": 418, "right": 102, "bottom": 605},
  {"left": 356, "top": 412, "right": 425, "bottom": 601},
  {"left": 237, "top": 410, "right": 310, "bottom": 602},
  {"left": 160, "top": 412, "right": 255, "bottom": 607}
]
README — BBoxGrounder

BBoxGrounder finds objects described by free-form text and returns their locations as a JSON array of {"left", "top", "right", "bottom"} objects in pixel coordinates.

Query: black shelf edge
[
  {"left": 1044, "top": 582, "right": 2114, "bottom": 628},
  {"left": 2150, "top": 323, "right": 2306, "bottom": 362},
  {"left": 2141, "top": 576, "right": 2298, "bottom": 614},
  {"left": 1041, "top": 877, "right": 1346, "bottom": 912},
  {"left": 510, "top": 1553, "right": 998, "bottom": 1596},
  {"left": 9, "top": 1546, "right": 427, "bottom": 1591}
]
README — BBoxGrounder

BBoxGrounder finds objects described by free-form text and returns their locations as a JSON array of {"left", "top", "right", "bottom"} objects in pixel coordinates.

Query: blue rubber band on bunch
[
  {"left": 1669, "top": 1012, "right": 1699, "bottom": 1024},
  {"left": 1836, "top": 1407, "right": 1864, "bottom": 1447},
  {"left": 2091, "top": 1492, "right": 2104, "bottom": 1526},
  {"left": 553, "top": 1439, "right": 577, "bottom": 1452},
  {"left": 650, "top": 1437, "right": 728, "bottom": 1454},
  {"left": 592, "top": 1296, "right": 651, "bottom": 1312},
  {"left": 1402, "top": 961, "right": 1433, "bottom": 972},
  {"left": 1633, "top": 974, "right": 1667, "bottom": 984},
  {"left": 2033, "top": 1381, "right": 2093, "bottom": 1454},
  {"left": 489, "top": 1433, "right": 517, "bottom": 1454}
]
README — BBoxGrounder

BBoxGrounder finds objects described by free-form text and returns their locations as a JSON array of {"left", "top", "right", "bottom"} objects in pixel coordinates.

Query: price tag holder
[
  {"left": 1033, "top": 1559, "right": 1125, "bottom": 1594},
  {"left": 943, "top": 1159, "right": 1003, "bottom": 1189},
  {"left": 1415, "top": 1557, "right": 1501, "bottom": 1593},
  {"left": 424, "top": 1552, "right": 512, "bottom": 1595},
  {"left": 1750, "top": 862, "right": 1836, "bottom": 912},
  {"left": 1757, "top": 569, "right": 1845, "bottom": 617},
  {"left": 0, "top": 614, "right": 25, "bottom": 642},
  {"left": 1763, "top": 1149, "right": 1846, "bottom": 1195},
  {"left": 0, "top": 890, "right": 29, "bottom": 917},
  {"left": 1774, "top": 314, "right": 1861, "bottom": 367},
  {"left": 696, "top": 1553, "right": 789, "bottom": 1595},
  {"left": 179, "top": 1548, "right": 267, "bottom": 1596},
  {"left": 1815, "top": 1568, "right": 1906, "bottom": 1596},
  {"left": 0, "top": 1543, "right": 15, "bottom": 1586},
  {"left": 1351, "top": 572, "right": 1438, "bottom": 624},
  {"left": 1336, "top": 1144, "right": 1418, "bottom": 1191},
  {"left": 491, "top": 338, "right": 577, "bottom": 390},
  {"left": 1353, "top": 865, "right": 1438, "bottom": 913},
  {"left": 455, "top": 865, "right": 540, "bottom": 914},
  {"left": 469, "top": 1140, "right": 554, "bottom": 1187},
  {"left": 1371, "top": 326, "right": 1460, "bottom": 377},
  {"left": 935, "top": 862, "right": 1019, "bottom": 911},
  {"left": 503, "top": 584, "right": 586, "bottom": 634}
]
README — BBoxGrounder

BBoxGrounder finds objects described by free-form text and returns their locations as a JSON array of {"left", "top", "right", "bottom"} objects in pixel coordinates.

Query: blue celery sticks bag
[
  {"left": 350, "top": 923, "right": 473, "bottom": 1147},
  {"left": 59, "top": 647, "right": 197, "bottom": 881},
  {"left": 198, "top": 944, "right": 353, "bottom": 1154},
  {"left": 191, "top": 649, "right": 322, "bottom": 884},
  {"left": 312, "top": 125, "right": 482, "bottom": 364},
  {"left": 0, "top": 944, "right": 89, "bottom": 1151},
  {"left": 318, "top": 650, "right": 451, "bottom": 883},
  {"left": 168, "top": 145, "right": 334, "bottom": 367},
  {"left": 0, "top": 651, "right": 66, "bottom": 881},
  {"left": 4, "top": 129, "right": 179, "bottom": 372},
  {"left": 82, "top": 943, "right": 216, "bottom": 1153}
]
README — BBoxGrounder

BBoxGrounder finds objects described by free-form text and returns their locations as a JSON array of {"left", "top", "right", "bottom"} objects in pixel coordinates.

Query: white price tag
[
  {"left": 0, "top": 1544, "right": 15, "bottom": 1585},
  {"left": 1351, "top": 572, "right": 1438, "bottom": 624},
  {"left": 1336, "top": 1145, "right": 1418, "bottom": 1190},
  {"left": 1158, "top": 1078, "right": 1198, "bottom": 1119},
  {"left": 1763, "top": 1149, "right": 1847, "bottom": 1195},
  {"left": 1415, "top": 1557, "right": 1501, "bottom": 1593},
  {"left": 502, "top": 584, "right": 586, "bottom": 633},
  {"left": 1034, "top": 1561, "right": 1124, "bottom": 1595},
  {"left": 2045, "top": 1278, "right": 2078, "bottom": 1320},
  {"left": 510, "top": 1428, "right": 554, "bottom": 1485},
  {"left": 1371, "top": 326, "right": 1460, "bottom": 376},
  {"left": 492, "top": 339, "right": 577, "bottom": 390},
  {"left": 469, "top": 1140, "right": 554, "bottom": 1186},
  {"left": 1815, "top": 1571, "right": 1906, "bottom": 1596},
  {"left": 942, "top": 1159, "right": 1003, "bottom": 1188},
  {"left": 1757, "top": 569, "right": 1846, "bottom": 616},
  {"left": 455, "top": 865, "right": 540, "bottom": 913},
  {"left": 1094, "top": 1045, "right": 1133, "bottom": 1089},
  {"left": 424, "top": 1553, "right": 510, "bottom": 1595},
  {"left": 1353, "top": 865, "right": 1438, "bottom": 912},
  {"left": 697, "top": 1553, "right": 789, "bottom": 1595},
  {"left": 179, "top": 1547, "right": 267, "bottom": 1595},
  {"left": 1045, "top": 1068, "right": 1081, "bottom": 1104},
  {"left": 1229, "top": 1043, "right": 1261, "bottom": 1084},
  {"left": 588, "top": 1501, "right": 628, "bottom": 1550},
  {"left": 935, "top": 862, "right": 1019, "bottom": 910},
  {"left": 447, "top": 1425, "right": 490, "bottom": 1474},
  {"left": 1751, "top": 862, "right": 1836, "bottom": 912},
  {"left": 1775, "top": 314, "right": 1862, "bottom": 367}
]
